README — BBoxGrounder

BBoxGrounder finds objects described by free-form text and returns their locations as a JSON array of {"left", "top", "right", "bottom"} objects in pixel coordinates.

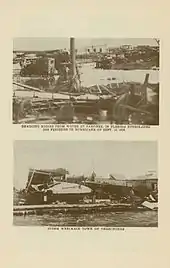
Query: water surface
[
  {"left": 80, "top": 63, "right": 159, "bottom": 87},
  {"left": 13, "top": 211, "right": 158, "bottom": 227}
]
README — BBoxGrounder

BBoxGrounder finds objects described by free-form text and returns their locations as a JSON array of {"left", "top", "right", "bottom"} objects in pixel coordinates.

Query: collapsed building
[{"left": 12, "top": 38, "right": 159, "bottom": 125}]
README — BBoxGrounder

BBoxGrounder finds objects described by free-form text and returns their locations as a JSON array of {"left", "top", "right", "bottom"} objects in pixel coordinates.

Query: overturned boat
[{"left": 24, "top": 169, "right": 92, "bottom": 204}]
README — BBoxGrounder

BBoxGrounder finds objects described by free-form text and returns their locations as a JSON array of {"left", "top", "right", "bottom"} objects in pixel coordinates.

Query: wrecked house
[
  {"left": 20, "top": 57, "right": 56, "bottom": 76},
  {"left": 13, "top": 38, "right": 159, "bottom": 125}
]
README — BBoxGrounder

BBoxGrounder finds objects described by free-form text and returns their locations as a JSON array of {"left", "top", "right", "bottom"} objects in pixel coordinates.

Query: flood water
[
  {"left": 13, "top": 211, "right": 158, "bottom": 227},
  {"left": 80, "top": 63, "right": 159, "bottom": 87},
  {"left": 13, "top": 62, "right": 159, "bottom": 89}
]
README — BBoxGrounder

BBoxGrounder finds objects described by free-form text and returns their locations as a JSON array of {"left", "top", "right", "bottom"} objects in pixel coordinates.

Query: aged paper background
[{"left": 0, "top": 0, "right": 170, "bottom": 268}]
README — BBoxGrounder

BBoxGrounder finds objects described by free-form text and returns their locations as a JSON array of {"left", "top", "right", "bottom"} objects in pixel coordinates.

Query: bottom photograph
[{"left": 13, "top": 140, "right": 158, "bottom": 227}]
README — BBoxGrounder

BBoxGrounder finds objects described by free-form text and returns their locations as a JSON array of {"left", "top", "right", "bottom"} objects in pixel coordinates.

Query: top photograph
[{"left": 13, "top": 38, "right": 159, "bottom": 125}]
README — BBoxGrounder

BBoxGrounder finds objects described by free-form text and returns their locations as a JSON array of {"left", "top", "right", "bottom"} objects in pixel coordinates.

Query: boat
[{"left": 24, "top": 168, "right": 92, "bottom": 204}]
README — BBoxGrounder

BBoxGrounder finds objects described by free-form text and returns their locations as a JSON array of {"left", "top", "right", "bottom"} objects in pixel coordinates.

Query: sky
[
  {"left": 14, "top": 141, "right": 157, "bottom": 189},
  {"left": 13, "top": 38, "right": 157, "bottom": 51}
]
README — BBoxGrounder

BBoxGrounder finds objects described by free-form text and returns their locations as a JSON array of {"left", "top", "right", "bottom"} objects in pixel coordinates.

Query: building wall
[
  {"left": 93, "top": 177, "right": 158, "bottom": 192},
  {"left": 126, "top": 179, "right": 158, "bottom": 191},
  {"left": 85, "top": 45, "right": 108, "bottom": 54},
  {"left": 121, "top": 45, "right": 133, "bottom": 50},
  {"left": 47, "top": 58, "right": 55, "bottom": 74}
]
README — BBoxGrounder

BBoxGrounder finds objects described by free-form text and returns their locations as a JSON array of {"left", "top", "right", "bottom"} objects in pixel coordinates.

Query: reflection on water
[{"left": 13, "top": 211, "right": 158, "bottom": 227}]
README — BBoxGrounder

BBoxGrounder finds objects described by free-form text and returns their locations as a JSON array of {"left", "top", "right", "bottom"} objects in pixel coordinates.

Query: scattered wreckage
[
  {"left": 12, "top": 72, "right": 159, "bottom": 125},
  {"left": 13, "top": 168, "right": 158, "bottom": 216}
]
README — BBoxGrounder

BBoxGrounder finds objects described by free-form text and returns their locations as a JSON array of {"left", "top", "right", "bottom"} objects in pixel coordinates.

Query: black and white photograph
[
  {"left": 13, "top": 38, "right": 159, "bottom": 125},
  {"left": 13, "top": 140, "right": 158, "bottom": 227}
]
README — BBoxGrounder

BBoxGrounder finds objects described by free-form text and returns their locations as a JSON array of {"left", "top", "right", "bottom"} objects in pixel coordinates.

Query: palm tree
[{"left": 154, "top": 39, "right": 160, "bottom": 46}]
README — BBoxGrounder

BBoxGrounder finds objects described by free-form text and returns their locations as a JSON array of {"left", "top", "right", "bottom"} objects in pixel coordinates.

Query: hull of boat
[{"left": 26, "top": 182, "right": 92, "bottom": 204}]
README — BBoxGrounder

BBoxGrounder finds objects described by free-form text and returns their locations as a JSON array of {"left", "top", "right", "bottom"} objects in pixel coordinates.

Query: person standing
[
  {"left": 92, "top": 191, "right": 96, "bottom": 204},
  {"left": 43, "top": 189, "right": 48, "bottom": 204},
  {"left": 64, "top": 65, "right": 69, "bottom": 81}
]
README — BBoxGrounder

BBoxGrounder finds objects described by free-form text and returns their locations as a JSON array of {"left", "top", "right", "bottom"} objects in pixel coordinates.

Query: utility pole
[
  {"left": 70, "top": 37, "right": 76, "bottom": 78},
  {"left": 142, "top": 73, "right": 150, "bottom": 104},
  {"left": 70, "top": 37, "right": 80, "bottom": 92}
]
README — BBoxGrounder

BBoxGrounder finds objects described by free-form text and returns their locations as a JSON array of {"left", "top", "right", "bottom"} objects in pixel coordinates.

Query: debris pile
[{"left": 13, "top": 77, "right": 159, "bottom": 125}]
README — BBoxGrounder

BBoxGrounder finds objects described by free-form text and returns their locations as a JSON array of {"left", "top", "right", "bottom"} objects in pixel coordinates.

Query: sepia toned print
[
  {"left": 13, "top": 38, "right": 159, "bottom": 125},
  {"left": 13, "top": 140, "right": 158, "bottom": 227}
]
